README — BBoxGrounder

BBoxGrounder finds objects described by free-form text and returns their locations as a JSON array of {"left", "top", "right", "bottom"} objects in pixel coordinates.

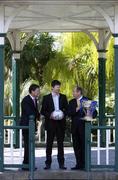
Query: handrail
[
  {"left": 96, "top": 115, "right": 115, "bottom": 118},
  {"left": 85, "top": 121, "right": 115, "bottom": 172},
  {"left": 4, "top": 116, "right": 16, "bottom": 120},
  {"left": 3, "top": 115, "right": 35, "bottom": 180},
  {"left": 91, "top": 126, "right": 115, "bottom": 130},
  {"left": 4, "top": 126, "right": 29, "bottom": 129}
]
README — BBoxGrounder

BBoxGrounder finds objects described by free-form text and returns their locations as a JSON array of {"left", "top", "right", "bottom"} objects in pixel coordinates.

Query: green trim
[
  {"left": 114, "top": 45, "right": 118, "bottom": 49},
  {"left": 4, "top": 164, "right": 29, "bottom": 168},
  {"left": 0, "top": 44, "right": 5, "bottom": 172},
  {"left": 12, "top": 57, "right": 20, "bottom": 147},
  {"left": 114, "top": 45, "right": 118, "bottom": 171},
  {"left": 85, "top": 121, "right": 91, "bottom": 172},
  {"left": 4, "top": 126, "right": 29, "bottom": 129},
  {"left": 98, "top": 57, "right": 106, "bottom": 60},
  {"left": 29, "top": 115, "right": 35, "bottom": 179},
  {"left": 3, "top": 115, "right": 35, "bottom": 176},
  {"left": 4, "top": 116, "right": 16, "bottom": 120},
  {"left": 12, "top": 50, "right": 21, "bottom": 54},
  {"left": 0, "top": 44, "right": 4, "bottom": 46},
  {"left": 91, "top": 165, "right": 115, "bottom": 168},
  {"left": 98, "top": 55, "right": 106, "bottom": 147},
  {"left": 0, "top": 33, "right": 6, "bottom": 37},
  {"left": 112, "top": 34, "right": 118, "bottom": 37},
  {"left": 91, "top": 126, "right": 115, "bottom": 130},
  {"left": 97, "top": 49, "right": 107, "bottom": 53}
]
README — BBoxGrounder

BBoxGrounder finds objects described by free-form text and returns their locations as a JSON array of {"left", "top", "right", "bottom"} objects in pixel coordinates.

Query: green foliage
[
  {"left": 4, "top": 31, "right": 115, "bottom": 114},
  {"left": 43, "top": 32, "right": 98, "bottom": 99},
  {"left": 106, "top": 37, "right": 115, "bottom": 95},
  {"left": 20, "top": 32, "right": 55, "bottom": 85}
]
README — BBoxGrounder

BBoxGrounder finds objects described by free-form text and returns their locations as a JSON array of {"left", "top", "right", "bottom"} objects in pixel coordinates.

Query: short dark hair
[
  {"left": 29, "top": 84, "right": 39, "bottom": 94},
  {"left": 76, "top": 86, "right": 83, "bottom": 94},
  {"left": 51, "top": 80, "right": 61, "bottom": 87}
]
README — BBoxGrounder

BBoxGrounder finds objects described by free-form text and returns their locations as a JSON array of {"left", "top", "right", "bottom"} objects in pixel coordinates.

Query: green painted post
[
  {"left": 0, "top": 33, "right": 6, "bottom": 172},
  {"left": 113, "top": 34, "right": 118, "bottom": 172},
  {"left": 98, "top": 49, "right": 107, "bottom": 147},
  {"left": 29, "top": 115, "right": 35, "bottom": 180},
  {"left": 85, "top": 120, "right": 91, "bottom": 172},
  {"left": 12, "top": 51, "right": 20, "bottom": 148}
]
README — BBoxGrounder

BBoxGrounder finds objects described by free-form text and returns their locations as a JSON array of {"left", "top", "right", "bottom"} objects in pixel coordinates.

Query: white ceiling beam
[
  {"left": 62, "top": 9, "right": 93, "bottom": 19},
  {"left": 63, "top": 18, "right": 100, "bottom": 29},
  {"left": 27, "top": 8, "right": 59, "bottom": 19},
  {"left": 1, "top": 1, "right": 118, "bottom": 6},
  {"left": 5, "top": 5, "right": 28, "bottom": 32},
  {"left": 92, "top": 6, "right": 114, "bottom": 33},
  {"left": 16, "top": 27, "right": 104, "bottom": 32},
  {"left": 83, "top": 30, "right": 98, "bottom": 49},
  {"left": 20, "top": 19, "right": 55, "bottom": 30}
]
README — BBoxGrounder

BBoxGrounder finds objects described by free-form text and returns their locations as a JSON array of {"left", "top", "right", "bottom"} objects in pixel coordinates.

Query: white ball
[{"left": 52, "top": 110, "right": 64, "bottom": 120}]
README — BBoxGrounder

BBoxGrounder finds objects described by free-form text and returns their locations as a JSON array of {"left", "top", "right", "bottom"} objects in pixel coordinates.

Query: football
[{"left": 52, "top": 110, "right": 64, "bottom": 120}]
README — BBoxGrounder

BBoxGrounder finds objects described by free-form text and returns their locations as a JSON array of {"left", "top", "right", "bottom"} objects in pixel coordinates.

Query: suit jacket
[
  {"left": 20, "top": 95, "right": 40, "bottom": 131},
  {"left": 41, "top": 93, "right": 68, "bottom": 130},
  {"left": 68, "top": 97, "right": 97, "bottom": 132}
]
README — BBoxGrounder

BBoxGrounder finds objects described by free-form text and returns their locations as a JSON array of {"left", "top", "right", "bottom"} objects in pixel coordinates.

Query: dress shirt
[{"left": 52, "top": 92, "right": 60, "bottom": 111}]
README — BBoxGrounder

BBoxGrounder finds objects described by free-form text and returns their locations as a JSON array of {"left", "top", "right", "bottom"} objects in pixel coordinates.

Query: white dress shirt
[{"left": 52, "top": 92, "right": 60, "bottom": 111}]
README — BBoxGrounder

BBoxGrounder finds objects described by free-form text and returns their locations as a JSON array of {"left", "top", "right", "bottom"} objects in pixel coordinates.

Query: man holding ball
[{"left": 41, "top": 80, "right": 68, "bottom": 170}]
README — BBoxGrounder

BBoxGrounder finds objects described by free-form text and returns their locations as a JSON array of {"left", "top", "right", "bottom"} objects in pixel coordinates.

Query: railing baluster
[
  {"left": 97, "top": 129, "right": 100, "bottom": 165},
  {"left": 113, "top": 119, "right": 115, "bottom": 143},
  {"left": 106, "top": 130, "right": 109, "bottom": 165},
  {"left": 19, "top": 129, "right": 22, "bottom": 163},
  {"left": 10, "top": 129, "right": 14, "bottom": 164},
  {"left": 45, "top": 130, "right": 47, "bottom": 143},
  {"left": 8, "top": 129, "right": 10, "bottom": 144}
]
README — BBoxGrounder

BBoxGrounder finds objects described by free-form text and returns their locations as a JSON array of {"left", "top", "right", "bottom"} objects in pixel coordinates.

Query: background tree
[{"left": 20, "top": 32, "right": 56, "bottom": 86}]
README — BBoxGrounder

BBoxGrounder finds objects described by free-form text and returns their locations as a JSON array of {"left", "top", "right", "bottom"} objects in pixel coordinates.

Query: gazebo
[{"left": 0, "top": 0, "right": 118, "bottom": 175}]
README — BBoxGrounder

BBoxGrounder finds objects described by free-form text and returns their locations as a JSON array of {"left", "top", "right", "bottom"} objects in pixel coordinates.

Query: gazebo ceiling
[{"left": 0, "top": 0, "right": 118, "bottom": 32}]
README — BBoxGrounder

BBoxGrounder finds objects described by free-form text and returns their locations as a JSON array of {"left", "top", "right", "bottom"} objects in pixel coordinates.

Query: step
[{"left": 0, "top": 170, "right": 118, "bottom": 180}]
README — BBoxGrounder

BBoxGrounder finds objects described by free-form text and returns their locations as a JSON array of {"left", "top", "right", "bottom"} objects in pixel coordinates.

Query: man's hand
[
  {"left": 50, "top": 112, "right": 55, "bottom": 119},
  {"left": 76, "top": 107, "right": 80, "bottom": 112}
]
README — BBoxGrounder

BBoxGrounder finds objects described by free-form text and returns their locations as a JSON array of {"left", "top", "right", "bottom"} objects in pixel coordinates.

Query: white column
[{"left": 0, "top": 6, "right": 5, "bottom": 45}]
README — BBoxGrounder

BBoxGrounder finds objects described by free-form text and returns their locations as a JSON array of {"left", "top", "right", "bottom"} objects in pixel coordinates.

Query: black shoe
[
  {"left": 59, "top": 165, "right": 67, "bottom": 170},
  {"left": 71, "top": 166, "right": 79, "bottom": 170},
  {"left": 71, "top": 164, "right": 84, "bottom": 170},
  {"left": 44, "top": 165, "right": 51, "bottom": 170},
  {"left": 79, "top": 167, "right": 85, "bottom": 170},
  {"left": 22, "top": 167, "right": 29, "bottom": 171}
]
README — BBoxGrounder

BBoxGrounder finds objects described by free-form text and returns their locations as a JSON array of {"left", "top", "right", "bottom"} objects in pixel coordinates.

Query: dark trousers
[
  {"left": 22, "top": 130, "right": 29, "bottom": 164},
  {"left": 45, "top": 121, "right": 65, "bottom": 166},
  {"left": 72, "top": 120, "right": 85, "bottom": 168}
]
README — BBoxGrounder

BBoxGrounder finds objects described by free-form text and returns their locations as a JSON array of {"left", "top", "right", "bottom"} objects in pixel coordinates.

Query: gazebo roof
[{"left": 0, "top": 0, "right": 117, "bottom": 32}]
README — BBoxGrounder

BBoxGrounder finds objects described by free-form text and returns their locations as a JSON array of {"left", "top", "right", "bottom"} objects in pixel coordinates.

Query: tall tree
[{"left": 20, "top": 32, "right": 56, "bottom": 85}]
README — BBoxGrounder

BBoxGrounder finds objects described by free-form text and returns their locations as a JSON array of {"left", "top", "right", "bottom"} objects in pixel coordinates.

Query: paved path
[
  {"left": 4, "top": 147, "right": 115, "bottom": 170},
  {"left": 0, "top": 147, "right": 117, "bottom": 179}
]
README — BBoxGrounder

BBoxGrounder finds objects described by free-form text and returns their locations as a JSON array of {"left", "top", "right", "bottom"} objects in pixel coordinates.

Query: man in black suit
[
  {"left": 68, "top": 86, "right": 97, "bottom": 170},
  {"left": 41, "top": 80, "right": 68, "bottom": 170},
  {"left": 20, "top": 84, "right": 40, "bottom": 170}
]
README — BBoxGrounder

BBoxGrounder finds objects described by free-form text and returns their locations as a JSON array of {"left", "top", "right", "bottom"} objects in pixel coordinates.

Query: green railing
[
  {"left": 1, "top": 115, "right": 35, "bottom": 180},
  {"left": 85, "top": 117, "right": 115, "bottom": 172}
]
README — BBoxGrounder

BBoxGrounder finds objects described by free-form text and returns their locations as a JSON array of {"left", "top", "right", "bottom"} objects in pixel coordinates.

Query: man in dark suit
[
  {"left": 68, "top": 86, "right": 97, "bottom": 170},
  {"left": 41, "top": 80, "right": 68, "bottom": 170},
  {"left": 20, "top": 84, "right": 40, "bottom": 170}
]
